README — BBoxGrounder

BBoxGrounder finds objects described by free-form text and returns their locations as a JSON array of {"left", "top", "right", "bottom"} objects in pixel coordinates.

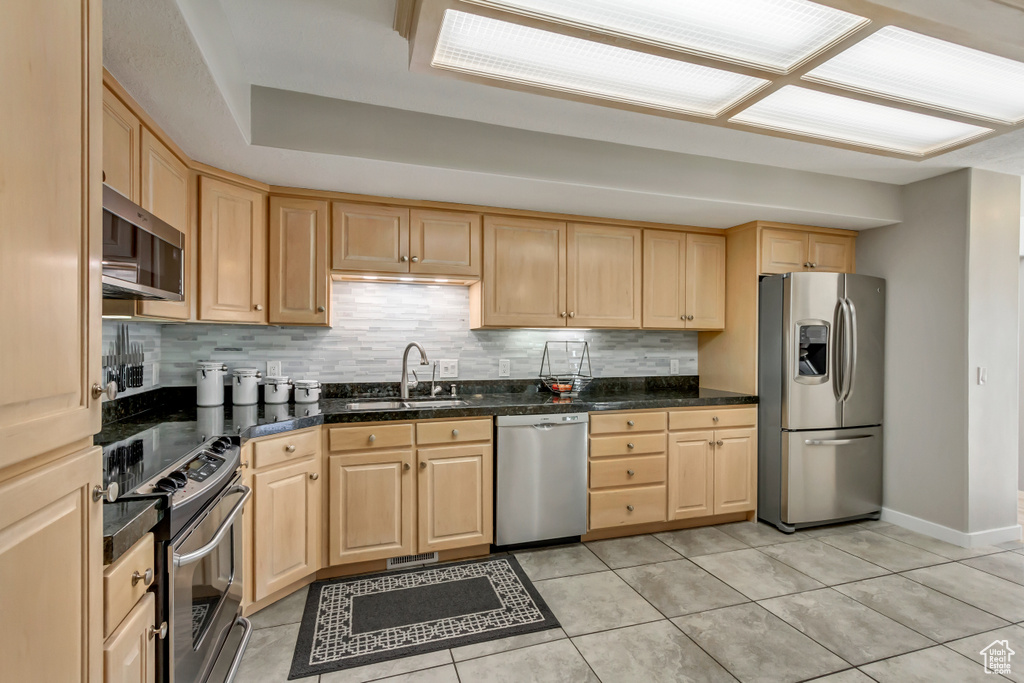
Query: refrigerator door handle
[
  {"left": 832, "top": 300, "right": 845, "bottom": 401},
  {"left": 804, "top": 435, "right": 874, "bottom": 446},
  {"left": 844, "top": 297, "right": 857, "bottom": 402}
]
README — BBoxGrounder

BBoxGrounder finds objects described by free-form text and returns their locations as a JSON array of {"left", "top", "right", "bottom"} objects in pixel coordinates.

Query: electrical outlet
[
  {"left": 439, "top": 360, "right": 458, "bottom": 378},
  {"left": 266, "top": 360, "right": 282, "bottom": 377},
  {"left": 498, "top": 359, "right": 511, "bottom": 377},
  {"left": 670, "top": 359, "right": 679, "bottom": 375}
]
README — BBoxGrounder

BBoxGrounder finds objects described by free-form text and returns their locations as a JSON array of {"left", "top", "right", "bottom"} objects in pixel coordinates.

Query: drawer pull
[
  {"left": 627, "top": 442, "right": 634, "bottom": 449},
  {"left": 403, "top": 463, "right": 411, "bottom": 471},
  {"left": 712, "top": 416, "right": 719, "bottom": 422},
  {"left": 626, "top": 505, "right": 635, "bottom": 512},
  {"left": 148, "top": 622, "right": 168, "bottom": 641},
  {"left": 626, "top": 420, "right": 635, "bottom": 427},
  {"left": 368, "top": 434, "right": 376, "bottom": 443},
  {"left": 452, "top": 429, "right": 459, "bottom": 437},
  {"left": 131, "top": 568, "right": 153, "bottom": 587},
  {"left": 627, "top": 469, "right": 635, "bottom": 476},
  {"left": 309, "top": 472, "right": 319, "bottom": 481},
  {"left": 285, "top": 444, "right": 296, "bottom": 453}
]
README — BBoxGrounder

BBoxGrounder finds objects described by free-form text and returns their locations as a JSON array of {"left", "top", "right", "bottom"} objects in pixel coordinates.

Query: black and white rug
[{"left": 288, "top": 556, "right": 559, "bottom": 679}]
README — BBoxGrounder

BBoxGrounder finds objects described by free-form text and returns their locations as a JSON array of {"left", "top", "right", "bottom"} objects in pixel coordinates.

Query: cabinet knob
[
  {"left": 626, "top": 420, "right": 635, "bottom": 427},
  {"left": 411, "top": 256, "right": 419, "bottom": 263},
  {"left": 560, "top": 311, "right": 567, "bottom": 318},
  {"left": 709, "top": 440, "right": 715, "bottom": 446},
  {"left": 627, "top": 442, "right": 635, "bottom": 449},
  {"left": 92, "top": 482, "right": 119, "bottom": 503},
  {"left": 712, "top": 416, "right": 719, "bottom": 422},
  {"left": 309, "top": 472, "right": 319, "bottom": 481},
  {"left": 403, "top": 463, "right": 411, "bottom": 471},
  {"left": 132, "top": 568, "right": 154, "bottom": 587},
  {"left": 569, "top": 311, "right": 575, "bottom": 318},
  {"left": 680, "top": 315, "right": 686, "bottom": 320},
  {"left": 401, "top": 255, "right": 409, "bottom": 262},
  {"left": 626, "top": 504, "right": 635, "bottom": 512},
  {"left": 420, "top": 461, "right": 427, "bottom": 470},
  {"left": 285, "top": 444, "right": 296, "bottom": 453},
  {"left": 452, "top": 429, "right": 459, "bottom": 437},
  {"left": 254, "top": 304, "right": 263, "bottom": 311},
  {"left": 317, "top": 306, "right": 326, "bottom": 313},
  {"left": 626, "top": 469, "right": 635, "bottom": 476},
  {"left": 368, "top": 434, "right": 376, "bottom": 443},
  {"left": 717, "top": 440, "right": 724, "bottom": 447},
  {"left": 92, "top": 381, "right": 118, "bottom": 400},
  {"left": 810, "top": 262, "right": 817, "bottom": 268},
  {"left": 804, "top": 262, "right": 811, "bottom": 268},
  {"left": 687, "top": 315, "right": 694, "bottom": 321},
  {"left": 148, "top": 622, "right": 168, "bottom": 641},
  {"left": 240, "top": 460, "right": 249, "bottom": 469}
]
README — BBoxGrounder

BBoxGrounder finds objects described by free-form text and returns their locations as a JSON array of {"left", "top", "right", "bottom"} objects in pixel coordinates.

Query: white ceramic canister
[
  {"left": 232, "top": 368, "right": 262, "bottom": 406},
  {"left": 196, "top": 361, "right": 228, "bottom": 407},
  {"left": 263, "top": 376, "right": 291, "bottom": 404},
  {"left": 293, "top": 379, "right": 321, "bottom": 404}
]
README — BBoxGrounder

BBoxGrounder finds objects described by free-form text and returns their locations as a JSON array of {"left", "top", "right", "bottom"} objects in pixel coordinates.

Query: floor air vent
[{"left": 386, "top": 552, "right": 439, "bottom": 570}]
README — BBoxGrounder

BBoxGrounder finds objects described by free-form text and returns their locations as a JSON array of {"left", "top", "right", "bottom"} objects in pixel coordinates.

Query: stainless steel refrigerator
[{"left": 758, "top": 272, "right": 885, "bottom": 533}]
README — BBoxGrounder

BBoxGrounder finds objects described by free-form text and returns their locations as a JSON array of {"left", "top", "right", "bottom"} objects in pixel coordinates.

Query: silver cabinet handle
[
  {"left": 687, "top": 315, "right": 694, "bottom": 320},
  {"left": 317, "top": 305, "right": 326, "bottom": 312},
  {"left": 709, "top": 440, "right": 715, "bottom": 446},
  {"left": 452, "top": 429, "right": 459, "bottom": 437},
  {"left": 309, "top": 472, "right": 319, "bottom": 481},
  {"left": 804, "top": 436, "right": 874, "bottom": 446},
  {"left": 368, "top": 434, "right": 376, "bottom": 443},
  {"left": 254, "top": 304, "right": 263, "bottom": 311},
  {"left": 717, "top": 440, "right": 724, "bottom": 447},
  {"left": 810, "top": 262, "right": 817, "bottom": 268},
  {"left": 403, "top": 463, "right": 411, "bottom": 471},
  {"left": 240, "top": 460, "right": 249, "bottom": 469},
  {"left": 626, "top": 505, "right": 634, "bottom": 512},
  {"left": 411, "top": 256, "right": 419, "bottom": 262},
  {"left": 148, "top": 622, "right": 168, "bottom": 641},
  {"left": 420, "top": 461, "right": 427, "bottom": 469},
  {"left": 173, "top": 485, "right": 251, "bottom": 567},
  {"left": 804, "top": 262, "right": 811, "bottom": 268},
  {"left": 560, "top": 311, "right": 567, "bottom": 318},
  {"left": 92, "top": 381, "right": 118, "bottom": 400},
  {"left": 285, "top": 444, "right": 296, "bottom": 453},
  {"left": 569, "top": 311, "right": 575, "bottom": 318},
  {"left": 401, "top": 255, "right": 409, "bottom": 262},
  {"left": 627, "top": 442, "right": 634, "bottom": 449},
  {"left": 93, "top": 482, "right": 119, "bottom": 503},
  {"left": 132, "top": 568, "right": 154, "bottom": 586},
  {"left": 712, "top": 416, "right": 719, "bottom": 422},
  {"left": 626, "top": 420, "right": 635, "bottom": 427},
  {"left": 680, "top": 315, "right": 686, "bottom": 320},
  {"left": 626, "top": 469, "right": 635, "bottom": 476}
]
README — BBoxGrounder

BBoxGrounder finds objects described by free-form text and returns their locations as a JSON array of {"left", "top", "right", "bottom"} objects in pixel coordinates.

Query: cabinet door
[
  {"left": 102, "top": 86, "right": 140, "bottom": 203},
  {"left": 1, "top": 0, "right": 102, "bottom": 466},
  {"left": 685, "top": 233, "right": 726, "bottom": 330},
  {"left": 760, "top": 229, "right": 808, "bottom": 275},
  {"left": 481, "top": 216, "right": 567, "bottom": 327},
  {"left": 808, "top": 233, "right": 855, "bottom": 274},
  {"left": 328, "top": 451, "right": 414, "bottom": 565},
  {"left": 198, "top": 176, "right": 267, "bottom": 323},
  {"left": 252, "top": 457, "right": 321, "bottom": 600},
  {"left": 269, "top": 197, "right": 329, "bottom": 326},
  {"left": 103, "top": 592, "right": 156, "bottom": 683},
  {"left": 713, "top": 427, "right": 757, "bottom": 515},
  {"left": 137, "top": 129, "right": 191, "bottom": 320},
  {"left": 567, "top": 224, "right": 642, "bottom": 328},
  {"left": 642, "top": 230, "right": 687, "bottom": 329},
  {"left": 667, "top": 431, "right": 714, "bottom": 520},
  {"left": 417, "top": 444, "right": 493, "bottom": 553},
  {"left": 331, "top": 202, "right": 410, "bottom": 273},
  {"left": 0, "top": 447, "right": 102, "bottom": 682},
  {"left": 409, "top": 209, "right": 482, "bottom": 277}
]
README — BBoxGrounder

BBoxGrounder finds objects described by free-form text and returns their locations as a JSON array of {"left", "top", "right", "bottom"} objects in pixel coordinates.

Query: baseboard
[{"left": 882, "top": 507, "right": 1022, "bottom": 548}]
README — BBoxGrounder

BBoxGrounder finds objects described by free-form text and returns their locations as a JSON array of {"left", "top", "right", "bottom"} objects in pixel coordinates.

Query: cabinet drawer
[
  {"left": 589, "top": 433, "right": 666, "bottom": 458},
  {"left": 669, "top": 407, "right": 756, "bottom": 431},
  {"left": 252, "top": 428, "right": 320, "bottom": 469},
  {"left": 590, "top": 455, "right": 666, "bottom": 489},
  {"left": 328, "top": 423, "right": 414, "bottom": 452},
  {"left": 589, "top": 485, "right": 667, "bottom": 529},
  {"left": 417, "top": 418, "right": 492, "bottom": 445},
  {"left": 590, "top": 411, "right": 667, "bottom": 435},
  {"left": 103, "top": 532, "right": 155, "bottom": 638}
]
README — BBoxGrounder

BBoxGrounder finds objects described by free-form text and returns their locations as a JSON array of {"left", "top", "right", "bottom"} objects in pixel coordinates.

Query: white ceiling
[{"left": 102, "top": 0, "right": 1024, "bottom": 228}]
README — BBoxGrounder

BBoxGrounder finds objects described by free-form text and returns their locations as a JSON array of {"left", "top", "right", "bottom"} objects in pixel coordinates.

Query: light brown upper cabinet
[
  {"left": 642, "top": 230, "right": 725, "bottom": 330},
  {"left": 475, "top": 216, "right": 567, "bottom": 328},
  {"left": 761, "top": 228, "right": 854, "bottom": 275},
  {"left": 102, "top": 87, "right": 140, "bottom": 203},
  {"left": 567, "top": 224, "right": 642, "bottom": 328},
  {"left": 331, "top": 203, "right": 409, "bottom": 273},
  {"left": 409, "top": 209, "right": 482, "bottom": 277},
  {"left": 199, "top": 177, "right": 267, "bottom": 323},
  {"left": 137, "top": 129, "right": 191, "bottom": 320},
  {"left": 269, "top": 197, "right": 329, "bottom": 326}
]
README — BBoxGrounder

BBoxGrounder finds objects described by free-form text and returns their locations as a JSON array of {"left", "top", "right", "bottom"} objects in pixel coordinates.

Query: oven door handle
[{"left": 173, "top": 484, "right": 251, "bottom": 568}]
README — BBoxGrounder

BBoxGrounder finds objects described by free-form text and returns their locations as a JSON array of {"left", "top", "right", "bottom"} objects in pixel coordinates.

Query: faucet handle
[{"left": 407, "top": 370, "right": 419, "bottom": 389}]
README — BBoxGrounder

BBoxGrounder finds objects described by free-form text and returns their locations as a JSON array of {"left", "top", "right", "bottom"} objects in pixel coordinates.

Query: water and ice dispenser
[{"left": 797, "top": 324, "right": 828, "bottom": 377}]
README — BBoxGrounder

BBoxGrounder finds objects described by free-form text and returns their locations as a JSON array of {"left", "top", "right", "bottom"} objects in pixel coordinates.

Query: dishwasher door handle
[{"left": 531, "top": 424, "right": 555, "bottom": 430}]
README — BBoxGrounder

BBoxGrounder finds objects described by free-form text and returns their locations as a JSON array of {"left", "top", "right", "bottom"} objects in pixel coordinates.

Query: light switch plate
[
  {"left": 670, "top": 359, "right": 679, "bottom": 374},
  {"left": 440, "top": 360, "right": 458, "bottom": 378},
  {"left": 266, "top": 360, "right": 282, "bottom": 377},
  {"left": 498, "top": 359, "right": 511, "bottom": 377}
]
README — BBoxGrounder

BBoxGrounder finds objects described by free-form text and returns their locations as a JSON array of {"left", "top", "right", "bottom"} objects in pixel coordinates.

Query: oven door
[{"left": 169, "top": 480, "right": 250, "bottom": 683}]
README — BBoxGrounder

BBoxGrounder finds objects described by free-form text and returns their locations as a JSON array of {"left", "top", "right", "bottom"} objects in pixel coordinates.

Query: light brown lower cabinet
[
  {"left": 712, "top": 427, "right": 757, "bottom": 515},
  {"left": 669, "top": 425, "right": 757, "bottom": 518},
  {"left": 417, "top": 443, "right": 493, "bottom": 553},
  {"left": 103, "top": 592, "right": 156, "bottom": 683}
]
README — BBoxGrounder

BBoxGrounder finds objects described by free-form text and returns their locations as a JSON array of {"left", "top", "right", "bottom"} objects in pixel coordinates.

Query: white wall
[
  {"left": 855, "top": 170, "right": 971, "bottom": 532},
  {"left": 1019, "top": 258, "right": 1024, "bottom": 491}
]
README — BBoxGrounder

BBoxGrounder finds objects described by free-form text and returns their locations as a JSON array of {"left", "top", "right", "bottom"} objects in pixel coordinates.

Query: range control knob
[
  {"left": 168, "top": 471, "right": 188, "bottom": 487},
  {"left": 208, "top": 439, "right": 230, "bottom": 454},
  {"left": 154, "top": 477, "right": 180, "bottom": 493}
]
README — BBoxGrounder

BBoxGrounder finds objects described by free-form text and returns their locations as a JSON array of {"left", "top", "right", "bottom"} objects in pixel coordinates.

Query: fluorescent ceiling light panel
[
  {"left": 463, "top": 0, "right": 868, "bottom": 72},
  {"left": 432, "top": 10, "right": 769, "bottom": 117},
  {"left": 805, "top": 26, "right": 1024, "bottom": 124},
  {"left": 730, "top": 86, "right": 992, "bottom": 155}
]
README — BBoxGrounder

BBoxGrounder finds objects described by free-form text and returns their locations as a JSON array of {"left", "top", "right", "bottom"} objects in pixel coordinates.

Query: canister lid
[
  {"left": 264, "top": 376, "right": 291, "bottom": 385},
  {"left": 197, "top": 360, "right": 226, "bottom": 369},
  {"left": 233, "top": 368, "right": 260, "bottom": 377},
  {"left": 293, "top": 379, "right": 321, "bottom": 389}
]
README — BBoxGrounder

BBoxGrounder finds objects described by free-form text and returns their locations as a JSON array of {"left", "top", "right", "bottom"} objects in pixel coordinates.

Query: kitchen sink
[{"left": 343, "top": 399, "right": 468, "bottom": 410}]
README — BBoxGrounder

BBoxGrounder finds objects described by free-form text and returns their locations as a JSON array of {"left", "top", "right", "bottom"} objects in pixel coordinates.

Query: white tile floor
[{"left": 232, "top": 520, "right": 1024, "bottom": 682}]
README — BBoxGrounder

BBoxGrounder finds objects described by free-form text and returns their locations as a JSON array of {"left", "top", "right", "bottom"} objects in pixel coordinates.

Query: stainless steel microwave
[{"left": 102, "top": 185, "right": 184, "bottom": 301}]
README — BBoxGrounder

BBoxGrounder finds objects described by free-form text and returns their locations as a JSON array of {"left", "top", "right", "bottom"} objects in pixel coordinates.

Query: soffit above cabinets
[{"left": 402, "top": 0, "right": 1024, "bottom": 160}]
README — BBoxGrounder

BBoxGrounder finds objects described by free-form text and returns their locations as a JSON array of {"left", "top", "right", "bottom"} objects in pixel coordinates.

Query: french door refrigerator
[{"left": 758, "top": 272, "right": 885, "bottom": 533}]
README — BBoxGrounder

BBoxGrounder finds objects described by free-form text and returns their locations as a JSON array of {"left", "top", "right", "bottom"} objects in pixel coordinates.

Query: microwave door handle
[
  {"left": 173, "top": 484, "right": 251, "bottom": 567},
  {"left": 844, "top": 297, "right": 857, "bottom": 402}
]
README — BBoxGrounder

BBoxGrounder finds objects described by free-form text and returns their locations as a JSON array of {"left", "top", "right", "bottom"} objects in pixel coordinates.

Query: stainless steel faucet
[{"left": 400, "top": 342, "right": 430, "bottom": 399}]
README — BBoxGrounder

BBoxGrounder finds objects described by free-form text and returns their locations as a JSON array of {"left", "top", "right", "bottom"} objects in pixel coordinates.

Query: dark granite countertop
[{"left": 103, "top": 498, "right": 164, "bottom": 564}]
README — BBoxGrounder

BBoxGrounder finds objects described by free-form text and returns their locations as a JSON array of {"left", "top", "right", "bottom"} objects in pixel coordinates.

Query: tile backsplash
[
  {"left": 100, "top": 320, "right": 164, "bottom": 399},
  {"left": 111, "top": 281, "right": 698, "bottom": 388}
]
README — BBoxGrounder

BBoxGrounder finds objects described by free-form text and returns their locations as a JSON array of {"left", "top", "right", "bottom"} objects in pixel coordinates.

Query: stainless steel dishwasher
[{"left": 495, "top": 413, "right": 588, "bottom": 546}]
